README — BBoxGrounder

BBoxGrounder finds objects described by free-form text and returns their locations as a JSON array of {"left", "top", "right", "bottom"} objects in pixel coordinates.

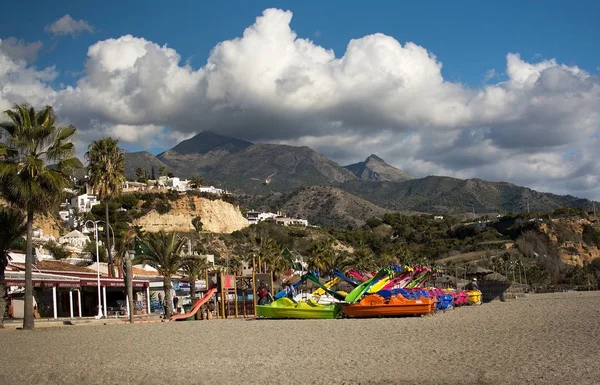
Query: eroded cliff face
[
  {"left": 538, "top": 218, "right": 600, "bottom": 266},
  {"left": 0, "top": 198, "right": 62, "bottom": 239},
  {"left": 134, "top": 196, "right": 248, "bottom": 234}
]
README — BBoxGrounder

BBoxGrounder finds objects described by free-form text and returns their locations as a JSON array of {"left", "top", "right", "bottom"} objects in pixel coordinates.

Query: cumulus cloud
[
  {"left": 0, "top": 37, "right": 43, "bottom": 63},
  {"left": 1, "top": 8, "right": 599, "bottom": 199},
  {"left": 45, "top": 14, "right": 94, "bottom": 36}
]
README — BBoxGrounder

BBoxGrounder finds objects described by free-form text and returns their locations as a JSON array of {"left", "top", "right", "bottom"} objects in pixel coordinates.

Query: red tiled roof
[
  {"left": 11, "top": 260, "right": 102, "bottom": 275},
  {"left": 132, "top": 266, "right": 161, "bottom": 277}
]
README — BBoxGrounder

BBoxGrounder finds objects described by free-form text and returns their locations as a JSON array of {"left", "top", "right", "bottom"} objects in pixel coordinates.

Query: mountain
[
  {"left": 339, "top": 176, "right": 593, "bottom": 214},
  {"left": 237, "top": 186, "right": 392, "bottom": 228},
  {"left": 123, "top": 151, "right": 170, "bottom": 180},
  {"left": 344, "top": 154, "right": 413, "bottom": 182},
  {"left": 164, "top": 130, "right": 253, "bottom": 155},
  {"left": 152, "top": 131, "right": 357, "bottom": 193},
  {"left": 123, "top": 132, "right": 597, "bottom": 223}
]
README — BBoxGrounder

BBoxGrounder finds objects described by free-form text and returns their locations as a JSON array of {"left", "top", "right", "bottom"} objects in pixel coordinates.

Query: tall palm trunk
[
  {"left": 163, "top": 276, "right": 173, "bottom": 318},
  {"left": 124, "top": 256, "right": 134, "bottom": 323},
  {"left": 0, "top": 268, "right": 6, "bottom": 328},
  {"left": 23, "top": 210, "right": 34, "bottom": 330},
  {"left": 105, "top": 201, "right": 115, "bottom": 277},
  {"left": 190, "top": 278, "right": 197, "bottom": 303}
]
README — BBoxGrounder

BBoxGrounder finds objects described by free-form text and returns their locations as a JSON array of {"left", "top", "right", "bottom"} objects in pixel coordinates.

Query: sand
[{"left": 1, "top": 291, "right": 599, "bottom": 385}]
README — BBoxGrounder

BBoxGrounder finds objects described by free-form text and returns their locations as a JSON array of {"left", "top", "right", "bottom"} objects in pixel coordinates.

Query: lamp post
[{"left": 83, "top": 220, "right": 115, "bottom": 319}]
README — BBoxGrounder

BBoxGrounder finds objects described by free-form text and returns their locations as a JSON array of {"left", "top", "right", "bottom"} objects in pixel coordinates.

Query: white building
[
  {"left": 198, "top": 186, "right": 225, "bottom": 195},
  {"left": 273, "top": 217, "right": 309, "bottom": 227},
  {"left": 59, "top": 230, "right": 90, "bottom": 249},
  {"left": 246, "top": 211, "right": 308, "bottom": 226},
  {"left": 71, "top": 194, "right": 99, "bottom": 213},
  {"left": 166, "top": 177, "right": 190, "bottom": 192}
]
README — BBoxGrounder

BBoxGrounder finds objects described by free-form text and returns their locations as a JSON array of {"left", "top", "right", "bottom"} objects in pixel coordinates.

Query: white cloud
[
  {"left": 1, "top": 8, "right": 599, "bottom": 199},
  {"left": 0, "top": 37, "right": 43, "bottom": 63},
  {"left": 45, "top": 14, "right": 94, "bottom": 36}
]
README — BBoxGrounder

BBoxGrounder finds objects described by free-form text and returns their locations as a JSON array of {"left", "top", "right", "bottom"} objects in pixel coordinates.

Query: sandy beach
[{"left": 1, "top": 291, "right": 599, "bottom": 385}]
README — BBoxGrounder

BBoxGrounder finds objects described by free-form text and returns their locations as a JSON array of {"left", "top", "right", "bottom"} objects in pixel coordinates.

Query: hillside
[
  {"left": 123, "top": 151, "right": 170, "bottom": 180},
  {"left": 344, "top": 154, "right": 413, "bottom": 182},
  {"left": 340, "top": 176, "right": 593, "bottom": 214},
  {"left": 151, "top": 131, "right": 357, "bottom": 193},
  {"left": 238, "top": 186, "right": 391, "bottom": 228}
]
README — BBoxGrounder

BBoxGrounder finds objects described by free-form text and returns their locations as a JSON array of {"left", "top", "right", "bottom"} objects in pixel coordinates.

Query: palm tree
[
  {"left": 134, "top": 230, "right": 186, "bottom": 318},
  {"left": 188, "top": 175, "right": 204, "bottom": 189},
  {"left": 307, "top": 238, "right": 351, "bottom": 278},
  {"left": 0, "top": 103, "right": 81, "bottom": 330},
  {"left": 181, "top": 255, "right": 210, "bottom": 304},
  {"left": 115, "top": 227, "right": 138, "bottom": 323},
  {"left": 86, "top": 137, "right": 126, "bottom": 278},
  {"left": 0, "top": 207, "right": 27, "bottom": 328}
]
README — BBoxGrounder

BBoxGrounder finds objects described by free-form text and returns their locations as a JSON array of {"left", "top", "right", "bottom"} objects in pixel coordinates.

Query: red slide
[{"left": 170, "top": 288, "right": 217, "bottom": 321}]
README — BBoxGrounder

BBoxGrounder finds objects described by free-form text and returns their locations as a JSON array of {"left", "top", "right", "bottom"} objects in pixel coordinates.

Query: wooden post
[
  {"left": 269, "top": 271, "right": 274, "bottom": 297},
  {"left": 220, "top": 273, "right": 226, "bottom": 319},
  {"left": 233, "top": 277, "right": 238, "bottom": 319},
  {"left": 252, "top": 270, "right": 257, "bottom": 317}
]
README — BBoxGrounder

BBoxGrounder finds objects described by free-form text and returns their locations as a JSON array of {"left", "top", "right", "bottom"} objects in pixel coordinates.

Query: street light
[{"left": 83, "top": 219, "right": 115, "bottom": 319}]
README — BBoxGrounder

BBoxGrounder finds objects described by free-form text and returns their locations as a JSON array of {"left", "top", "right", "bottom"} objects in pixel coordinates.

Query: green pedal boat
[{"left": 256, "top": 298, "right": 342, "bottom": 319}]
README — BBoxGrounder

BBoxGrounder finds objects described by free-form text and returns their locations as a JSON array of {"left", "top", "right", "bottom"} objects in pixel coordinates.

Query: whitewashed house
[
  {"left": 198, "top": 186, "right": 224, "bottom": 195},
  {"left": 71, "top": 194, "right": 99, "bottom": 213},
  {"left": 59, "top": 230, "right": 90, "bottom": 249},
  {"left": 166, "top": 177, "right": 190, "bottom": 191}
]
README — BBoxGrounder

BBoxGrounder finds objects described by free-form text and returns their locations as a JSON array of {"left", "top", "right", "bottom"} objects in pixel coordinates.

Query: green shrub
[{"left": 582, "top": 224, "right": 600, "bottom": 247}]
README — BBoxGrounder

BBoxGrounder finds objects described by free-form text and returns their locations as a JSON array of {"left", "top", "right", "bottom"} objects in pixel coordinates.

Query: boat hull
[
  {"left": 256, "top": 298, "right": 341, "bottom": 319},
  {"left": 342, "top": 294, "right": 433, "bottom": 318},
  {"left": 467, "top": 290, "right": 482, "bottom": 304}
]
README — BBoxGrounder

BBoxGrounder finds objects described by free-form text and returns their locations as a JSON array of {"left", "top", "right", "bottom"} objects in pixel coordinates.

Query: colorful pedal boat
[
  {"left": 467, "top": 290, "right": 482, "bottom": 305},
  {"left": 256, "top": 298, "right": 342, "bottom": 319},
  {"left": 342, "top": 294, "right": 434, "bottom": 318}
]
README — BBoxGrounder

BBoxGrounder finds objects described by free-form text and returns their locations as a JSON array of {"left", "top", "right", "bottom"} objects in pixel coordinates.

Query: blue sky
[
  {"left": 3, "top": 0, "right": 599, "bottom": 87},
  {"left": 1, "top": 1, "right": 599, "bottom": 199}
]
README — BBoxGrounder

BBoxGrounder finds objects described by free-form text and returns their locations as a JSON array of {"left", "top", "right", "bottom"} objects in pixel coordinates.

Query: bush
[
  {"left": 155, "top": 200, "right": 172, "bottom": 214},
  {"left": 365, "top": 217, "right": 383, "bottom": 228},
  {"left": 45, "top": 240, "right": 69, "bottom": 260},
  {"left": 192, "top": 216, "right": 203, "bottom": 232},
  {"left": 582, "top": 224, "right": 600, "bottom": 247}
]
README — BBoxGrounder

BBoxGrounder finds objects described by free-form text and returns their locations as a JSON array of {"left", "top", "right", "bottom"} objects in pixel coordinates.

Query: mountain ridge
[
  {"left": 344, "top": 154, "right": 413, "bottom": 182},
  {"left": 123, "top": 131, "right": 597, "bottom": 225}
]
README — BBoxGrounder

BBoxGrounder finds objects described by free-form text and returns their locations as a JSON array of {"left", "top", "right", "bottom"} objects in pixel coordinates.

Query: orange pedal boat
[{"left": 342, "top": 294, "right": 434, "bottom": 318}]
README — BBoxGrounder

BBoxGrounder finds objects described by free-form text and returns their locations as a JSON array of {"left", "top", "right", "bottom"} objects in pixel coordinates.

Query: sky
[{"left": 1, "top": 1, "right": 599, "bottom": 199}]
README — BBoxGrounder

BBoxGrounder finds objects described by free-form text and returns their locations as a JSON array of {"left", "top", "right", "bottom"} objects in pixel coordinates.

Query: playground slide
[
  {"left": 367, "top": 275, "right": 392, "bottom": 293},
  {"left": 347, "top": 269, "right": 366, "bottom": 282},
  {"left": 344, "top": 268, "right": 390, "bottom": 303},
  {"left": 332, "top": 269, "right": 361, "bottom": 287},
  {"left": 313, "top": 276, "right": 341, "bottom": 297},
  {"left": 304, "top": 273, "right": 347, "bottom": 301},
  {"left": 274, "top": 276, "right": 307, "bottom": 300},
  {"left": 170, "top": 288, "right": 217, "bottom": 321}
]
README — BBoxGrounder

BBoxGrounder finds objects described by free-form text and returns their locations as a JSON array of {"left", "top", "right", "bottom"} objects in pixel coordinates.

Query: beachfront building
[{"left": 5, "top": 260, "right": 151, "bottom": 320}]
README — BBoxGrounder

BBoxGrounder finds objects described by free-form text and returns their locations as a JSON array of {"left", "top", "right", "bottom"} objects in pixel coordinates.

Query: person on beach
[
  {"left": 466, "top": 278, "right": 479, "bottom": 291},
  {"left": 257, "top": 280, "right": 269, "bottom": 305},
  {"left": 173, "top": 296, "right": 179, "bottom": 313},
  {"left": 284, "top": 282, "right": 295, "bottom": 299}
]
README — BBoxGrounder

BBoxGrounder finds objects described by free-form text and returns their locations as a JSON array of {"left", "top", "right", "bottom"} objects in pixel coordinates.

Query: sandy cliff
[
  {"left": 134, "top": 196, "right": 248, "bottom": 234},
  {"left": 539, "top": 218, "right": 600, "bottom": 266}
]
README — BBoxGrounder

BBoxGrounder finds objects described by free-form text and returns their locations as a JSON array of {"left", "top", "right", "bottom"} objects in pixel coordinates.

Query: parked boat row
[{"left": 256, "top": 266, "right": 482, "bottom": 319}]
